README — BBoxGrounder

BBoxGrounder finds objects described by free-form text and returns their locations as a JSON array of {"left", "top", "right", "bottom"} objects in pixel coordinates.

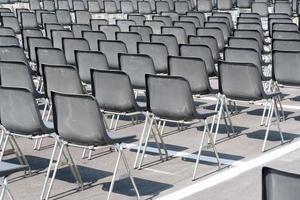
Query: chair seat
[
  {"left": 0, "top": 161, "right": 27, "bottom": 177},
  {"left": 194, "top": 108, "right": 217, "bottom": 119}
]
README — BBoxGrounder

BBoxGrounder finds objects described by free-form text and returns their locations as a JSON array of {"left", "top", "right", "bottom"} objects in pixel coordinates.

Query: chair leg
[
  {"left": 160, "top": 121, "right": 166, "bottom": 135},
  {"left": 107, "top": 144, "right": 122, "bottom": 200},
  {"left": 119, "top": 145, "right": 140, "bottom": 199},
  {"left": 0, "top": 134, "right": 9, "bottom": 160},
  {"left": 113, "top": 114, "right": 120, "bottom": 130},
  {"left": 223, "top": 97, "right": 236, "bottom": 136},
  {"left": 153, "top": 119, "right": 168, "bottom": 159},
  {"left": 276, "top": 96, "right": 285, "bottom": 121},
  {"left": 3, "top": 178, "right": 13, "bottom": 200},
  {"left": 209, "top": 93, "right": 221, "bottom": 136},
  {"left": 81, "top": 148, "right": 87, "bottom": 159},
  {"left": 134, "top": 113, "right": 149, "bottom": 169},
  {"left": 138, "top": 118, "right": 154, "bottom": 169},
  {"left": 260, "top": 101, "right": 268, "bottom": 126},
  {"left": 273, "top": 98, "right": 284, "bottom": 144},
  {"left": 262, "top": 100, "right": 274, "bottom": 152},
  {"left": 0, "top": 129, "right": 5, "bottom": 150},
  {"left": 10, "top": 136, "right": 31, "bottom": 175},
  {"left": 212, "top": 96, "right": 224, "bottom": 144},
  {"left": 41, "top": 99, "right": 49, "bottom": 120},
  {"left": 88, "top": 148, "right": 93, "bottom": 160},
  {"left": 46, "top": 104, "right": 52, "bottom": 122},
  {"left": 44, "top": 141, "right": 65, "bottom": 200},
  {"left": 37, "top": 138, "right": 44, "bottom": 150},
  {"left": 109, "top": 114, "right": 115, "bottom": 130},
  {"left": 192, "top": 122, "right": 207, "bottom": 181},
  {"left": 41, "top": 138, "right": 58, "bottom": 200}
]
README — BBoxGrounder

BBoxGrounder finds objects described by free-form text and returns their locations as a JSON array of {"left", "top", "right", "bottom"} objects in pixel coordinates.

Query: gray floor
[{"left": 4, "top": 83, "right": 300, "bottom": 200}]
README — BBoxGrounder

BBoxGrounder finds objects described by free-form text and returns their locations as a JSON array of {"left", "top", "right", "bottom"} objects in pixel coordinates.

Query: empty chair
[
  {"left": 272, "top": 39, "right": 300, "bottom": 51},
  {"left": 72, "top": 24, "right": 91, "bottom": 38},
  {"left": 161, "top": 11, "right": 179, "bottom": 21},
  {"left": 174, "top": 1, "right": 189, "bottom": 14},
  {"left": 42, "top": 91, "right": 139, "bottom": 199},
  {"left": 57, "top": 0, "right": 71, "bottom": 9},
  {"left": 152, "top": 15, "right": 172, "bottom": 26},
  {"left": 272, "top": 23, "right": 298, "bottom": 34},
  {"left": 20, "top": 12, "right": 38, "bottom": 29},
  {"left": 219, "top": 61, "right": 284, "bottom": 152},
  {"left": 217, "top": 0, "right": 232, "bottom": 10},
  {"left": 73, "top": 0, "right": 87, "bottom": 10},
  {"left": 27, "top": 37, "right": 53, "bottom": 63},
  {"left": 127, "top": 14, "right": 146, "bottom": 25},
  {"left": 237, "top": 16, "right": 261, "bottom": 24},
  {"left": 45, "top": 23, "right": 65, "bottom": 38},
  {"left": 252, "top": 2, "right": 268, "bottom": 17},
  {"left": 205, "top": 21, "right": 230, "bottom": 43},
  {"left": 208, "top": 16, "right": 231, "bottom": 32},
  {"left": 90, "top": 19, "right": 109, "bottom": 31},
  {"left": 212, "top": 12, "right": 234, "bottom": 31},
  {"left": 179, "top": 15, "right": 201, "bottom": 27},
  {"left": 173, "top": 21, "right": 196, "bottom": 36},
  {"left": 0, "top": 46, "right": 29, "bottom": 66},
  {"left": 233, "top": 29, "right": 263, "bottom": 52},
  {"left": 51, "top": 29, "right": 74, "bottom": 49},
  {"left": 262, "top": 167, "right": 300, "bottom": 200},
  {"left": 0, "top": 162, "right": 27, "bottom": 200},
  {"left": 36, "top": 47, "right": 67, "bottom": 75},
  {"left": 137, "top": 42, "right": 168, "bottom": 73},
  {"left": 274, "top": 1, "right": 292, "bottom": 16},
  {"left": 162, "top": 26, "right": 187, "bottom": 44},
  {"left": 121, "top": 1, "right": 135, "bottom": 13},
  {"left": 151, "top": 34, "right": 179, "bottom": 56},
  {"left": 119, "top": 53, "right": 155, "bottom": 90},
  {"left": 237, "top": 22, "right": 264, "bottom": 39},
  {"left": 82, "top": 31, "right": 106, "bottom": 51},
  {"left": 43, "top": 0, "right": 55, "bottom": 11},
  {"left": 189, "top": 35, "right": 220, "bottom": 62},
  {"left": 239, "top": 12, "right": 261, "bottom": 20},
  {"left": 197, "top": 0, "right": 212, "bottom": 12},
  {"left": 144, "top": 20, "right": 165, "bottom": 34},
  {"left": 180, "top": 44, "right": 217, "bottom": 77},
  {"left": 269, "top": 18, "right": 292, "bottom": 35},
  {"left": 0, "top": 36, "right": 19, "bottom": 46},
  {"left": 75, "top": 10, "right": 91, "bottom": 25},
  {"left": 272, "top": 30, "right": 300, "bottom": 40},
  {"left": 0, "top": 27, "right": 15, "bottom": 36},
  {"left": 99, "top": 25, "right": 120, "bottom": 40},
  {"left": 88, "top": 0, "right": 101, "bottom": 13},
  {"left": 228, "top": 37, "right": 261, "bottom": 54},
  {"left": 156, "top": 1, "right": 170, "bottom": 13},
  {"left": 104, "top": 0, "right": 118, "bottom": 13},
  {"left": 116, "top": 19, "right": 136, "bottom": 32},
  {"left": 139, "top": 74, "right": 220, "bottom": 178},
  {"left": 116, "top": 32, "right": 142, "bottom": 54},
  {"left": 129, "top": 25, "right": 153, "bottom": 42},
  {"left": 35, "top": 9, "right": 50, "bottom": 26},
  {"left": 236, "top": 0, "right": 252, "bottom": 8},
  {"left": 197, "top": 27, "right": 225, "bottom": 51},
  {"left": 2, "top": 16, "right": 21, "bottom": 34},
  {"left": 138, "top": 1, "right": 152, "bottom": 14},
  {"left": 30, "top": 0, "right": 42, "bottom": 9},
  {"left": 75, "top": 51, "right": 109, "bottom": 83},
  {"left": 63, "top": 38, "right": 90, "bottom": 65},
  {"left": 41, "top": 13, "right": 58, "bottom": 27},
  {"left": 98, "top": 40, "right": 128, "bottom": 70}
]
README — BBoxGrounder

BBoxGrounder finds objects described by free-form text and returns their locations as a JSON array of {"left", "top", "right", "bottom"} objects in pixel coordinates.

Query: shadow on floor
[{"left": 247, "top": 130, "right": 300, "bottom": 141}]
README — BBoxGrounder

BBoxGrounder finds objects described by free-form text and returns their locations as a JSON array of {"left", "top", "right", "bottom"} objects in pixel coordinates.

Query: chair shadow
[
  {"left": 246, "top": 108, "right": 294, "bottom": 118},
  {"left": 51, "top": 165, "right": 112, "bottom": 184},
  {"left": 5, "top": 155, "right": 50, "bottom": 172},
  {"left": 247, "top": 130, "right": 300, "bottom": 141},
  {"left": 211, "top": 124, "right": 249, "bottom": 135},
  {"left": 129, "top": 142, "right": 188, "bottom": 156},
  {"left": 102, "top": 177, "right": 173, "bottom": 198},
  {"left": 204, "top": 104, "right": 249, "bottom": 112}
]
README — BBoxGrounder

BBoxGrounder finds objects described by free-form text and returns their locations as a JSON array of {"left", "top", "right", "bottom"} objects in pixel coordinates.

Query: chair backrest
[
  {"left": 138, "top": 1, "right": 152, "bottom": 14},
  {"left": 204, "top": 21, "right": 230, "bottom": 43},
  {"left": 129, "top": 25, "right": 153, "bottom": 42},
  {"left": 269, "top": 18, "right": 292, "bottom": 35},
  {"left": 104, "top": 0, "right": 118, "bottom": 13},
  {"left": 161, "top": 26, "right": 187, "bottom": 44},
  {"left": 45, "top": 23, "right": 65, "bottom": 39},
  {"left": 75, "top": 10, "right": 91, "bottom": 25},
  {"left": 0, "top": 27, "right": 15, "bottom": 37},
  {"left": 119, "top": 53, "right": 155, "bottom": 89},
  {"left": 262, "top": 167, "right": 300, "bottom": 200},
  {"left": 212, "top": 12, "right": 234, "bottom": 30},
  {"left": 274, "top": 1, "right": 292, "bottom": 16},
  {"left": 208, "top": 16, "right": 231, "bottom": 32},
  {"left": 0, "top": 46, "right": 28, "bottom": 66},
  {"left": 62, "top": 38, "right": 90, "bottom": 65},
  {"left": 16, "top": 9, "right": 30, "bottom": 23},
  {"left": 2, "top": 16, "right": 21, "bottom": 34},
  {"left": 233, "top": 29, "right": 263, "bottom": 51},
  {"left": 72, "top": 24, "right": 91, "bottom": 38},
  {"left": 146, "top": 74, "right": 196, "bottom": 120},
  {"left": 150, "top": 34, "right": 179, "bottom": 56},
  {"left": 218, "top": 61, "right": 265, "bottom": 101},
  {"left": 28, "top": 37, "right": 53, "bottom": 63},
  {"left": 236, "top": 0, "right": 251, "bottom": 8},
  {"left": 43, "top": 0, "right": 55, "bottom": 11},
  {"left": 98, "top": 40, "right": 128, "bottom": 70},
  {"left": 217, "top": 0, "right": 232, "bottom": 10},
  {"left": 252, "top": 2, "right": 268, "bottom": 17},
  {"left": 272, "top": 50, "right": 300, "bottom": 86},
  {"left": 173, "top": 21, "right": 196, "bottom": 36},
  {"left": 237, "top": 17, "right": 261, "bottom": 25},
  {"left": 20, "top": 12, "right": 38, "bottom": 29},
  {"left": 174, "top": 1, "right": 190, "bottom": 14},
  {"left": 144, "top": 20, "right": 165, "bottom": 34},
  {"left": 137, "top": 42, "right": 168, "bottom": 73},
  {"left": 41, "top": 12, "right": 58, "bottom": 27},
  {"left": 168, "top": 56, "right": 212, "bottom": 95},
  {"left": 188, "top": 35, "right": 220, "bottom": 62},
  {"left": 272, "top": 23, "right": 298, "bottom": 33},
  {"left": 237, "top": 22, "right": 264, "bottom": 39},
  {"left": 75, "top": 50, "right": 109, "bottom": 83},
  {"left": 186, "top": 11, "right": 205, "bottom": 26},
  {"left": 82, "top": 31, "right": 106, "bottom": 51},
  {"left": 51, "top": 29, "right": 74, "bottom": 50},
  {"left": 197, "top": 27, "right": 225, "bottom": 51},
  {"left": 0, "top": 61, "right": 35, "bottom": 93},
  {"left": 116, "top": 19, "right": 136, "bottom": 32},
  {"left": 91, "top": 69, "right": 139, "bottom": 113},
  {"left": 180, "top": 44, "right": 216, "bottom": 77},
  {"left": 116, "top": 32, "right": 142, "bottom": 54},
  {"left": 272, "top": 30, "right": 300, "bottom": 40},
  {"left": 180, "top": 15, "right": 201, "bottom": 27},
  {"left": 0, "top": 36, "right": 19, "bottom": 46},
  {"left": 52, "top": 91, "right": 108, "bottom": 145},
  {"left": 99, "top": 24, "right": 120, "bottom": 40},
  {"left": 127, "top": 14, "right": 146, "bottom": 25},
  {"left": 152, "top": 15, "right": 172, "bottom": 26},
  {"left": 156, "top": 1, "right": 170, "bottom": 13},
  {"left": 56, "top": 9, "right": 72, "bottom": 25},
  {"left": 272, "top": 39, "right": 300, "bottom": 51},
  {"left": 88, "top": 0, "right": 102, "bottom": 13},
  {"left": 197, "top": 0, "right": 212, "bottom": 12},
  {"left": 121, "top": 1, "right": 135, "bottom": 13},
  {"left": 90, "top": 19, "right": 109, "bottom": 31},
  {"left": 42, "top": 64, "right": 84, "bottom": 99},
  {"left": 36, "top": 47, "right": 67, "bottom": 75},
  {"left": 228, "top": 37, "right": 261, "bottom": 54},
  {"left": 0, "top": 86, "right": 47, "bottom": 135}
]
